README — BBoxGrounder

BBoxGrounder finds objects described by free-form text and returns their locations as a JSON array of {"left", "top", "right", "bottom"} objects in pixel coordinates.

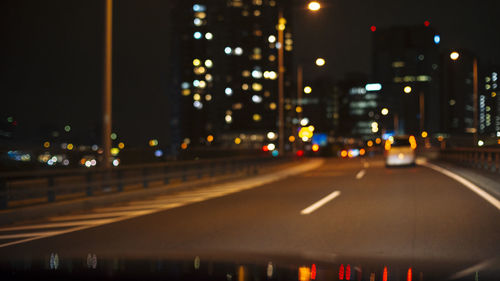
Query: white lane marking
[
  {"left": 301, "top": 191, "right": 341, "bottom": 215},
  {"left": 420, "top": 161, "right": 500, "bottom": 211},
  {"left": 449, "top": 258, "right": 499, "bottom": 280},
  {"left": 0, "top": 218, "right": 116, "bottom": 232},
  {"left": 356, "top": 169, "right": 366, "bottom": 179}
]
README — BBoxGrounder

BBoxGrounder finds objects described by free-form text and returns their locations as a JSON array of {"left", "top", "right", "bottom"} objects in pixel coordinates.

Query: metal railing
[
  {"left": 439, "top": 148, "right": 500, "bottom": 173},
  {"left": 0, "top": 156, "right": 294, "bottom": 209}
]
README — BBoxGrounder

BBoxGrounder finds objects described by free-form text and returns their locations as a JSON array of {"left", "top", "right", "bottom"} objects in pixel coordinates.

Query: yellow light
[
  {"left": 298, "top": 266, "right": 311, "bottom": 281},
  {"left": 348, "top": 151, "right": 354, "bottom": 158},
  {"left": 252, "top": 83, "right": 263, "bottom": 91},
  {"left": 375, "top": 137, "right": 382, "bottom": 144},
  {"left": 269, "top": 102, "right": 277, "bottom": 110},
  {"left": 118, "top": 142, "right": 125, "bottom": 149},
  {"left": 359, "top": 148, "right": 366, "bottom": 156},
  {"left": 492, "top": 92, "right": 497, "bottom": 97},
  {"left": 385, "top": 140, "right": 391, "bottom": 151},
  {"left": 404, "top": 86, "right": 412, "bottom": 94},
  {"left": 43, "top": 141, "right": 50, "bottom": 148},
  {"left": 304, "top": 86, "right": 312, "bottom": 94},
  {"left": 421, "top": 131, "right": 428, "bottom": 138},
  {"left": 367, "top": 140, "right": 373, "bottom": 147},
  {"left": 149, "top": 139, "right": 158, "bottom": 147},
  {"left": 110, "top": 147, "right": 120, "bottom": 156},
  {"left": 253, "top": 114, "right": 262, "bottom": 121},
  {"left": 308, "top": 125, "right": 315, "bottom": 132},
  {"left": 234, "top": 137, "right": 242, "bottom": 144},
  {"left": 312, "top": 144, "right": 319, "bottom": 152},
  {"left": 409, "top": 135, "right": 417, "bottom": 149},
  {"left": 207, "top": 135, "right": 214, "bottom": 142},
  {"left": 278, "top": 18, "right": 286, "bottom": 31},
  {"left": 181, "top": 142, "right": 188, "bottom": 150},
  {"left": 381, "top": 108, "right": 389, "bottom": 115},
  {"left": 450, "top": 51, "right": 460, "bottom": 61},
  {"left": 67, "top": 143, "right": 74, "bottom": 150},
  {"left": 315, "top": 58, "right": 325, "bottom": 66},
  {"left": 193, "top": 59, "right": 201, "bottom": 66},
  {"left": 307, "top": 1, "right": 321, "bottom": 11},
  {"left": 288, "top": 135, "right": 295, "bottom": 142},
  {"left": 341, "top": 150, "right": 348, "bottom": 158},
  {"left": 182, "top": 89, "right": 191, "bottom": 96},
  {"left": 296, "top": 106, "right": 303, "bottom": 113},
  {"left": 193, "top": 93, "right": 201, "bottom": 101}
]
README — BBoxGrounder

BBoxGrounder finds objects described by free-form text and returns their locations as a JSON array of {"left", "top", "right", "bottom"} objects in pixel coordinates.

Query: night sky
[{"left": 1, "top": 0, "right": 499, "bottom": 146}]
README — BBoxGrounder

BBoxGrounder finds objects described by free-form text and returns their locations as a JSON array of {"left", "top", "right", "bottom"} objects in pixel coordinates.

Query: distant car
[{"left": 384, "top": 135, "right": 416, "bottom": 167}]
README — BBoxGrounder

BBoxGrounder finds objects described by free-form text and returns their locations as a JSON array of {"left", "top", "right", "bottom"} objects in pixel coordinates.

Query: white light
[
  {"left": 302, "top": 136, "right": 309, "bottom": 142},
  {"left": 205, "top": 59, "right": 213, "bottom": 68},
  {"left": 193, "top": 4, "right": 206, "bottom": 12},
  {"left": 267, "top": 132, "right": 276, "bottom": 140},
  {"left": 267, "top": 71, "right": 277, "bottom": 80},
  {"left": 224, "top": 47, "right": 232, "bottom": 55},
  {"left": 194, "top": 18, "right": 202, "bottom": 26},
  {"left": 198, "top": 80, "right": 206, "bottom": 88},
  {"left": 193, "top": 80, "right": 200, "bottom": 87},
  {"left": 225, "top": 87, "right": 233, "bottom": 96},
  {"left": 365, "top": 83, "right": 382, "bottom": 91},
  {"left": 371, "top": 122, "right": 378, "bottom": 128},
  {"left": 225, "top": 115, "right": 232, "bottom": 123},
  {"left": 234, "top": 47, "right": 243, "bottom": 55},
  {"left": 252, "top": 95, "right": 262, "bottom": 103},
  {"left": 497, "top": 132, "right": 500, "bottom": 137},
  {"left": 268, "top": 35, "right": 276, "bottom": 43},
  {"left": 300, "top": 118, "right": 309, "bottom": 126},
  {"left": 252, "top": 70, "right": 262, "bottom": 79},
  {"left": 267, "top": 143, "right": 276, "bottom": 151},
  {"left": 205, "top": 32, "right": 213, "bottom": 40},
  {"left": 275, "top": 42, "right": 282, "bottom": 49},
  {"left": 181, "top": 82, "right": 190, "bottom": 89},
  {"left": 478, "top": 140, "right": 484, "bottom": 146},
  {"left": 112, "top": 159, "right": 120, "bottom": 166},
  {"left": 193, "top": 32, "right": 202, "bottom": 39},
  {"left": 85, "top": 160, "right": 92, "bottom": 168},
  {"left": 434, "top": 35, "right": 441, "bottom": 44},
  {"left": 90, "top": 159, "right": 97, "bottom": 166},
  {"left": 193, "top": 100, "right": 203, "bottom": 109}
]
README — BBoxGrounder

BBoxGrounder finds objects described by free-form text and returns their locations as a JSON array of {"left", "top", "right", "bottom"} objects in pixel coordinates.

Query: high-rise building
[
  {"left": 372, "top": 24, "right": 441, "bottom": 135},
  {"left": 172, "top": 0, "right": 294, "bottom": 153},
  {"left": 479, "top": 65, "right": 499, "bottom": 137}
]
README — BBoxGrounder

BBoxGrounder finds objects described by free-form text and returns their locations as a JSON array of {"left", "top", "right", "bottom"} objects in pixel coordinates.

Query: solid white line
[
  {"left": 421, "top": 162, "right": 500, "bottom": 211},
  {"left": 356, "top": 169, "right": 366, "bottom": 179},
  {"left": 301, "top": 191, "right": 341, "bottom": 215}
]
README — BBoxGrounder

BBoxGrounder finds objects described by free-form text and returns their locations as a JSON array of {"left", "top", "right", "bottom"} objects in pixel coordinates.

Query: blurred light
[
  {"left": 64, "top": 125, "right": 71, "bottom": 132},
  {"left": 225, "top": 87, "right": 233, "bottom": 96},
  {"left": 409, "top": 135, "right": 417, "bottom": 149},
  {"left": 205, "top": 59, "right": 213, "bottom": 68},
  {"left": 268, "top": 35, "right": 276, "bottom": 43},
  {"left": 43, "top": 141, "right": 50, "bottom": 148},
  {"left": 407, "top": 268, "right": 412, "bottom": 281},
  {"left": 110, "top": 132, "right": 117, "bottom": 140},
  {"left": 225, "top": 115, "right": 232, "bottom": 123},
  {"left": 112, "top": 159, "right": 120, "bottom": 166},
  {"left": 193, "top": 18, "right": 202, "bottom": 26},
  {"left": 424, "top": 20, "right": 430, "bottom": 26},
  {"left": 375, "top": 138, "right": 382, "bottom": 144},
  {"left": 193, "top": 59, "right": 201, "bottom": 66},
  {"left": 62, "top": 159, "right": 69, "bottom": 166},
  {"left": 311, "top": 264, "right": 317, "bottom": 280},
  {"left": 339, "top": 264, "right": 345, "bottom": 280},
  {"left": 303, "top": 86, "right": 312, "bottom": 94},
  {"left": 193, "top": 32, "right": 202, "bottom": 39},
  {"left": 90, "top": 159, "right": 97, "bottom": 166},
  {"left": 193, "top": 100, "right": 203, "bottom": 109},
  {"left": 308, "top": 125, "right": 315, "bottom": 132},
  {"left": 296, "top": 150, "right": 304, "bottom": 157},
  {"left": 302, "top": 136, "right": 309, "bottom": 142},
  {"left": 421, "top": 131, "right": 428, "bottom": 138},
  {"left": 367, "top": 140, "right": 374, "bottom": 147},
  {"left": 385, "top": 140, "right": 391, "bottom": 151},
  {"left": 340, "top": 150, "right": 348, "bottom": 158},
  {"left": 224, "top": 47, "right": 232, "bottom": 55},
  {"left": 7, "top": 116, "right": 14, "bottom": 123},
  {"left": 193, "top": 93, "right": 201, "bottom": 101},
  {"left": 154, "top": 149, "right": 163, "bottom": 157},
  {"left": 205, "top": 94, "right": 212, "bottom": 101},
  {"left": 359, "top": 148, "right": 366, "bottom": 156},
  {"left": 206, "top": 135, "right": 214, "bottom": 142},
  {"left": 253, "top": 113, "right": 262, "bottom": 121},
  {"left": 205, "top": 32, "right": 213, "bottom": 40},
  {"left": 252, "top": 83, "right": 263, "bottom": 91},
  {"left": 111, "top": 147, "right": 120, "bottom": 156},
  {"left": 478, "top": 140, "right": 484, "bottom": 146},
  {"left": 278, "top": 17, "right": 286, "bottom": 31},
  {"left": 193, "top": 4, "right": 206, "bottom": 12},
  {"left": 300, "top": 118, "right": 310, "bottom": 126},
  {"left": 450, "top": 51, "right": 459, "bottom": 61},
  {"left": 272, "top": 150, "right": 279, "bottom": 157},
  {"left": 370, "top": 25, "right": 376, "bottom": 32},
  {"left": 346, "top": 264, "right": 351, "bottom": 280},
  {"left": 315, "top": 58, "right": 325, "bottom": 66},
  {"left": 269, "top": 102, "right": 277, "bottom": 110},
  {"left": 298, "top": 266, "right": 311, "bottom": 281},
  {"left": 262, "top": 145, "right": 269, "bottom": 152},
  {"left": 181, "top": 82, "right": 190, "bottom": 89},
  {"left": 118, "top": 142, "right": 125, "bottom": 149},
  {"left": 365, "top": 83, "right": 382, "bottom": 91},
  {"left": 149, "top": 139, "right": 159, "bottom": 147},
  {"left": 267, "top": 132, "right": 276, "bottom": 140},
  {"left": 252, "top": 69, "right": 263, "bottom": 79},
  {"left": 434, "top": 35, "right": 441, "bottom": 44},
  {"left": 296, "top": 106, "right": 303, "bottom": 113},
  {"left": 289, "top": 135, "right": 295, "bottom": 142},
  {"left": 404, "top": 86, "right": 412, "bottom": 94},
  {"left": 312, "top": 144, "right": 319, "bottom": 152},
  {"left": 198, "top": 80, "right": 206, "bottom": 88},
  {"left": 67, "top": 143, "right": 74, "bottom": 150},
  {"left": 181, "top": 142, "right": 188, "bottom": 150},
  {"left": 381, "top": 108, "right": 389, "bottom": 115},
  {"left": 234, "top": 47, "right": 243, "bottom": 55},
  {"left": 267, "top": 143, "right": 276, "bottom": 150},
  {"left": 308, "top": 1, "right": 321, "bottom": 11},
  {"left": 92, "top": 144, "right": 99, "bottom": 151},
  {"left": 85, "top": 160, "right": 91, "bottom": 167},
  {"left": 234, "top": 137, "right": 242, "bottom": 144},
  {"left": 383, "top": 267, "right": 388, "bottom": 281}
]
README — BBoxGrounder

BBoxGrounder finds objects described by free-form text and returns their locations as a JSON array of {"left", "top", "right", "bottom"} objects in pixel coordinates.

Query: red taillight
[
  {"left": 311, "top": 264, "right": 316, "bottom": 280},
  {"left": 339, "top": 264, "right": 345, "bottom": 280},
  {"left": 407, "top": 268, "right": 412, "bottom": 281},
  {"left": 346, "top": 264, "right": 351, "bottom": 280},
  {"left": 296, "top": 150, "right": 304, "bottom": 157},
  {"left": 383, "top": 266, "right": 388, "bottom": 281},
  {"left": 262, "top": 145, "right": 269, "bottom": 152}
]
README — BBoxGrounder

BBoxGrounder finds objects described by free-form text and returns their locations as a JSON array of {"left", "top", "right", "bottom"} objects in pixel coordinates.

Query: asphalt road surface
[{"left": 0, "top": 157, "right": 499, "bottom": 277}]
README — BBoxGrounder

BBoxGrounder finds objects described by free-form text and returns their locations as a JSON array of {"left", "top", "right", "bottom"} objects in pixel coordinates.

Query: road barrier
[
  {"left": 440, "top": 148, "right": 500, "bottom": 173},
  {"left": 0, "top": 156, "right": 293, "bottom": 210}
]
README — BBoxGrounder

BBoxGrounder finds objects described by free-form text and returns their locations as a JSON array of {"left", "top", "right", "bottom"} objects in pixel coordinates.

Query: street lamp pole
[
  {"left": 102, "top": 0, "right": 113, "bottom": 168},
  {"left": 277, "top": 10, "right": 285, "bottom": 156},
  {"left": 473, "top": 58, "right": 478, "bottom": 145}
]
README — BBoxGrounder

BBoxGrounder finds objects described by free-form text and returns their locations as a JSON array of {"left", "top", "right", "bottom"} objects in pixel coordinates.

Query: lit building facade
[
  {"left": 479, "top": 66, "right": 499, "bottom": 137},
  {"left": 172, "top": 0, "right": 294, "bottom": 153}
]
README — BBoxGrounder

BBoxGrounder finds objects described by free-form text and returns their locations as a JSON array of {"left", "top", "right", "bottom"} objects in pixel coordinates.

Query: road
[{"left": 0, "top": 157, "right": 499, "bottom": 276}]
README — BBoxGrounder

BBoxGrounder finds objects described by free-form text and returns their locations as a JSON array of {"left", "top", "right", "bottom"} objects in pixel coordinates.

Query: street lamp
[
  {"left": 315, "top": 58, "right": 326, "bottom": 66},
  {"left": 308, "top": 1, "right": 321, "bottom": 11},
  {"left": 450, "top": 51, "right": 460, "bottom": 61},
  {"left": 403, "top": 86, "right": 412, "bottom": 94}
]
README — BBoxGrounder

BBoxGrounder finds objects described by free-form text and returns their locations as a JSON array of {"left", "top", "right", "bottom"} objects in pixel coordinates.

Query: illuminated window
[
  {"left": 392, "top": 61, "right": 405, "bottom": 68},
  {"left": 252, "top": 83, "right": 263, "bottom": 91},
  {"left": 242, "top": 70, "right": 251, "bottom": 77},
  {"left": 242, "top": 84, "right": 249, "bottom": 90},
  {"left": 252, "top": 0, "right": 262, "bottom": 5}
]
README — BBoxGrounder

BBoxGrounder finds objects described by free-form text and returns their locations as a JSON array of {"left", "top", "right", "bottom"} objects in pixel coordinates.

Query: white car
[{"left": 384, "top": 135, "right": 416, "bottom": 167}]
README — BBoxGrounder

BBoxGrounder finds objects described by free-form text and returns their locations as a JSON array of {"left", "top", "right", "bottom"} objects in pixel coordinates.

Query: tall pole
[
  {"left": 419, "top": 91, "right": 425, "bottom": 132},
  {"left": 277, "top": 10, "right": 285, "bottom": 156},
  {"left": 294, "top": 65, "right": 303, "bottom": 153},
  {"left": 472, "top": 58, "right": 478, "bottom": 145},
  {"left": 102, "top": 0, "right": 113, "bottom": 168}
]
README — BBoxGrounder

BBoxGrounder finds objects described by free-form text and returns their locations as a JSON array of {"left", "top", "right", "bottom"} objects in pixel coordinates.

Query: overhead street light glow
[
  {"left": 404, "top": 86, "right": 412, "bottom": 94},
  {"left": 308, "top": 1, "right": 321, "bottom": 11},
  {"left": 450, "top": 51, "right": 460, "bottom": 61},
  {"left": 315, "top": 58, "right": 325, "bottom": 66},
  {"left": 365, "top": 83, "right": 382, "bottom": 91}
]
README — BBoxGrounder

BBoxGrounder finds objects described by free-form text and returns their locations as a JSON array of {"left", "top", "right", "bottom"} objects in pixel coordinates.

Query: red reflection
[
  {"left": 424, "top": 20, "right": 430, "bottom": 26},
  {"left": 370, "top": 25, "right": 376, "bottom": 32},
  {"left": 262, "top": 145, "right": 269, "bottom": 152},
  {"left": 346, "top": 264, "right": 351, "bottom": 280},
  {"left": 339, "top": 264, "right": 345, "bottom": 280},
  {"left": 296, "top": 150, "right": 304, "bottom": 157},
  {"left": 311, "top": 264, "right": 316, "bottom": 280},
  {"left": 383, "top": 266, "right": 388, "bottom": 281},
  {"left": 407, "top": 268, "right": 412, "bottom": 281}
]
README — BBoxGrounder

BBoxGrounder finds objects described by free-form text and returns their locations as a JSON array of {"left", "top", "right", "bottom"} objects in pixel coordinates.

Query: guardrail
[
  {"left": 0, "top": 156, "right": 293, "bottom": 210},
  {"left": 439, "top": 148, "right": 500, "bottom": 173}
]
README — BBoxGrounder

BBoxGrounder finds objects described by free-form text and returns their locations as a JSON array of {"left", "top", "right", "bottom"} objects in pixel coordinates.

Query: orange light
[
  {"left": 312, "top": 144, "right": 319, "bottom": 152},
  {"left": 383, "top": 267, "right": 388, "bottom": 281},
  {"left": 359, "top": 148, "right": 366, "bottom": 156},
  {"left": 181, "top": 143, "right": 188, "bottom": 150},
  {"left": 299, "top": 266, "right": 311, "bottom": 281},
  {"left": 407, "top": 268, "right": 412, "bottom": 281},
  {"left": 409, "top": 135, "right": 417, "bottom": 149},
  {"left": 348, "top": 151, "right": 354, "bottom": 158},
  {"left": 367, "top": 140, "right": 373, "bottom": 147},
  {"left": 341, "top": 150, "right": 348, "bottom": 158},
  {"left": 375, "top": 138, "right": 382, "bottom": 144},
  {"left": 385, "top": 140, "right": 391, "bottom": 151},
  {"left": 206, "top": 135, "right": 214, "bottom": 142}
]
